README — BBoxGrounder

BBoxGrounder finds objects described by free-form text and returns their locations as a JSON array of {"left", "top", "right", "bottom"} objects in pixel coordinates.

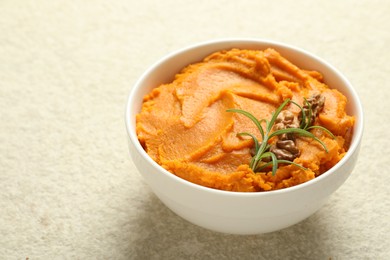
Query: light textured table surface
[{"left": 1, "top": 0, "right": 389, "bottom": 259}]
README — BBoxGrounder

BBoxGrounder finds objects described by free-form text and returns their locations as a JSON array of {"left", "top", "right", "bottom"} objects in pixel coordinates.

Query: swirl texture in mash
[{"left": 136, "top": 48, "right": 354, "bottom": 192}]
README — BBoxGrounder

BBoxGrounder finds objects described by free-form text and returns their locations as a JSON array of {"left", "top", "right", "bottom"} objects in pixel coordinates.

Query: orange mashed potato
[{"left": 136, "top": 48, "right": 354, "bottom": 192}]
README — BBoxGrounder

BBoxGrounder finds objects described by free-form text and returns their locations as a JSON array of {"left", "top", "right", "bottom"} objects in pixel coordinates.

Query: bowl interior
[{"left": 126, "top": 38, "right": 363, "bottom": 195}]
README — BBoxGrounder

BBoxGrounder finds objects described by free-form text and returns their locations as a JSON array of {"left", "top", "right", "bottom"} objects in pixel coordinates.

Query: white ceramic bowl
[{"left": 125, "top": 39, "right": 363, "bottom": 235}]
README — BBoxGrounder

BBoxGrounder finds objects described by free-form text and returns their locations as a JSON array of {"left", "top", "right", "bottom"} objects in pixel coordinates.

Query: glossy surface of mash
[{"left": 136, "top": 48, "right": 354, "bottom": 192}]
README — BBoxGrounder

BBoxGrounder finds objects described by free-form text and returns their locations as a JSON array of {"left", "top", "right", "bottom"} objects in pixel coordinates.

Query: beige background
[{"left": 1, "top": 0, "right": 389, "bottom": 259}]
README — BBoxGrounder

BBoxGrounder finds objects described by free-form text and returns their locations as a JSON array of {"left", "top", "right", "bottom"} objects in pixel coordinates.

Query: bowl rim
[{"left": 125, "top": 38, "right": 364, "bottom": 198}]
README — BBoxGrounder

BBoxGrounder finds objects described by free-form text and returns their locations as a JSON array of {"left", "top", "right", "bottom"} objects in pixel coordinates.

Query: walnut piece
[
  {"left": 299, "top": 93, "right": 325, "bottom": 125},
  {"left": 271, "top": 108, "right": 302, "bottom": 161},
  {"left": 274, "top": 110, "right": 299, "bottom": 140},
  {"left": 274, "top": 110, "right": 299, "bottom": 130},
  {"left": 270, "top": 139, "right": 300, "bottom": 161}
]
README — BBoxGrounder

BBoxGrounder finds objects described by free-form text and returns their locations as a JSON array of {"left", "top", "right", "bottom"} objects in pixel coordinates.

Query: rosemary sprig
[
  {"left": 226, "top": 98, "right": 335, "bottom": 176},
  {"left": 227, "top": 99, "right": 291, "bottom": 173}
]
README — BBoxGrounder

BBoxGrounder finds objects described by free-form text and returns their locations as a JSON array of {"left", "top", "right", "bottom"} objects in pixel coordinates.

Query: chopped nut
[
  {"left": 274, "top": 110, "right": 299, "bottom": 140},
  {"left": 270, "top": 139, "right": 300, "bottom": 161},
  {"left": 275, "top": 110, "right": 298, "bottom": 128},
  {"left": 277, "top": 139, "right": 300, "bottom": 154},
  {"left": 299, "top": 93, "right": 325, "bottom": 125},
  {"left": 270, "top": 107, "right": 301, "bottom": 161}
]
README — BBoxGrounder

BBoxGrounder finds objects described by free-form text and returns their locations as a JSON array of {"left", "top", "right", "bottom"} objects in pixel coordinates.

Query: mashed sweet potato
[{"left": 136, "top": 48, "right": 354, "bottom": 192}]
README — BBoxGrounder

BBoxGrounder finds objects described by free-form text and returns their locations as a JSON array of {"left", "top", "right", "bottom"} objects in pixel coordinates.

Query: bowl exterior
[
  {"left": 128, "top": 137, "right": 360, "bottom": 234},
  {"left": 125, "top": 39, "right": 363, "bottom": 234}
]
